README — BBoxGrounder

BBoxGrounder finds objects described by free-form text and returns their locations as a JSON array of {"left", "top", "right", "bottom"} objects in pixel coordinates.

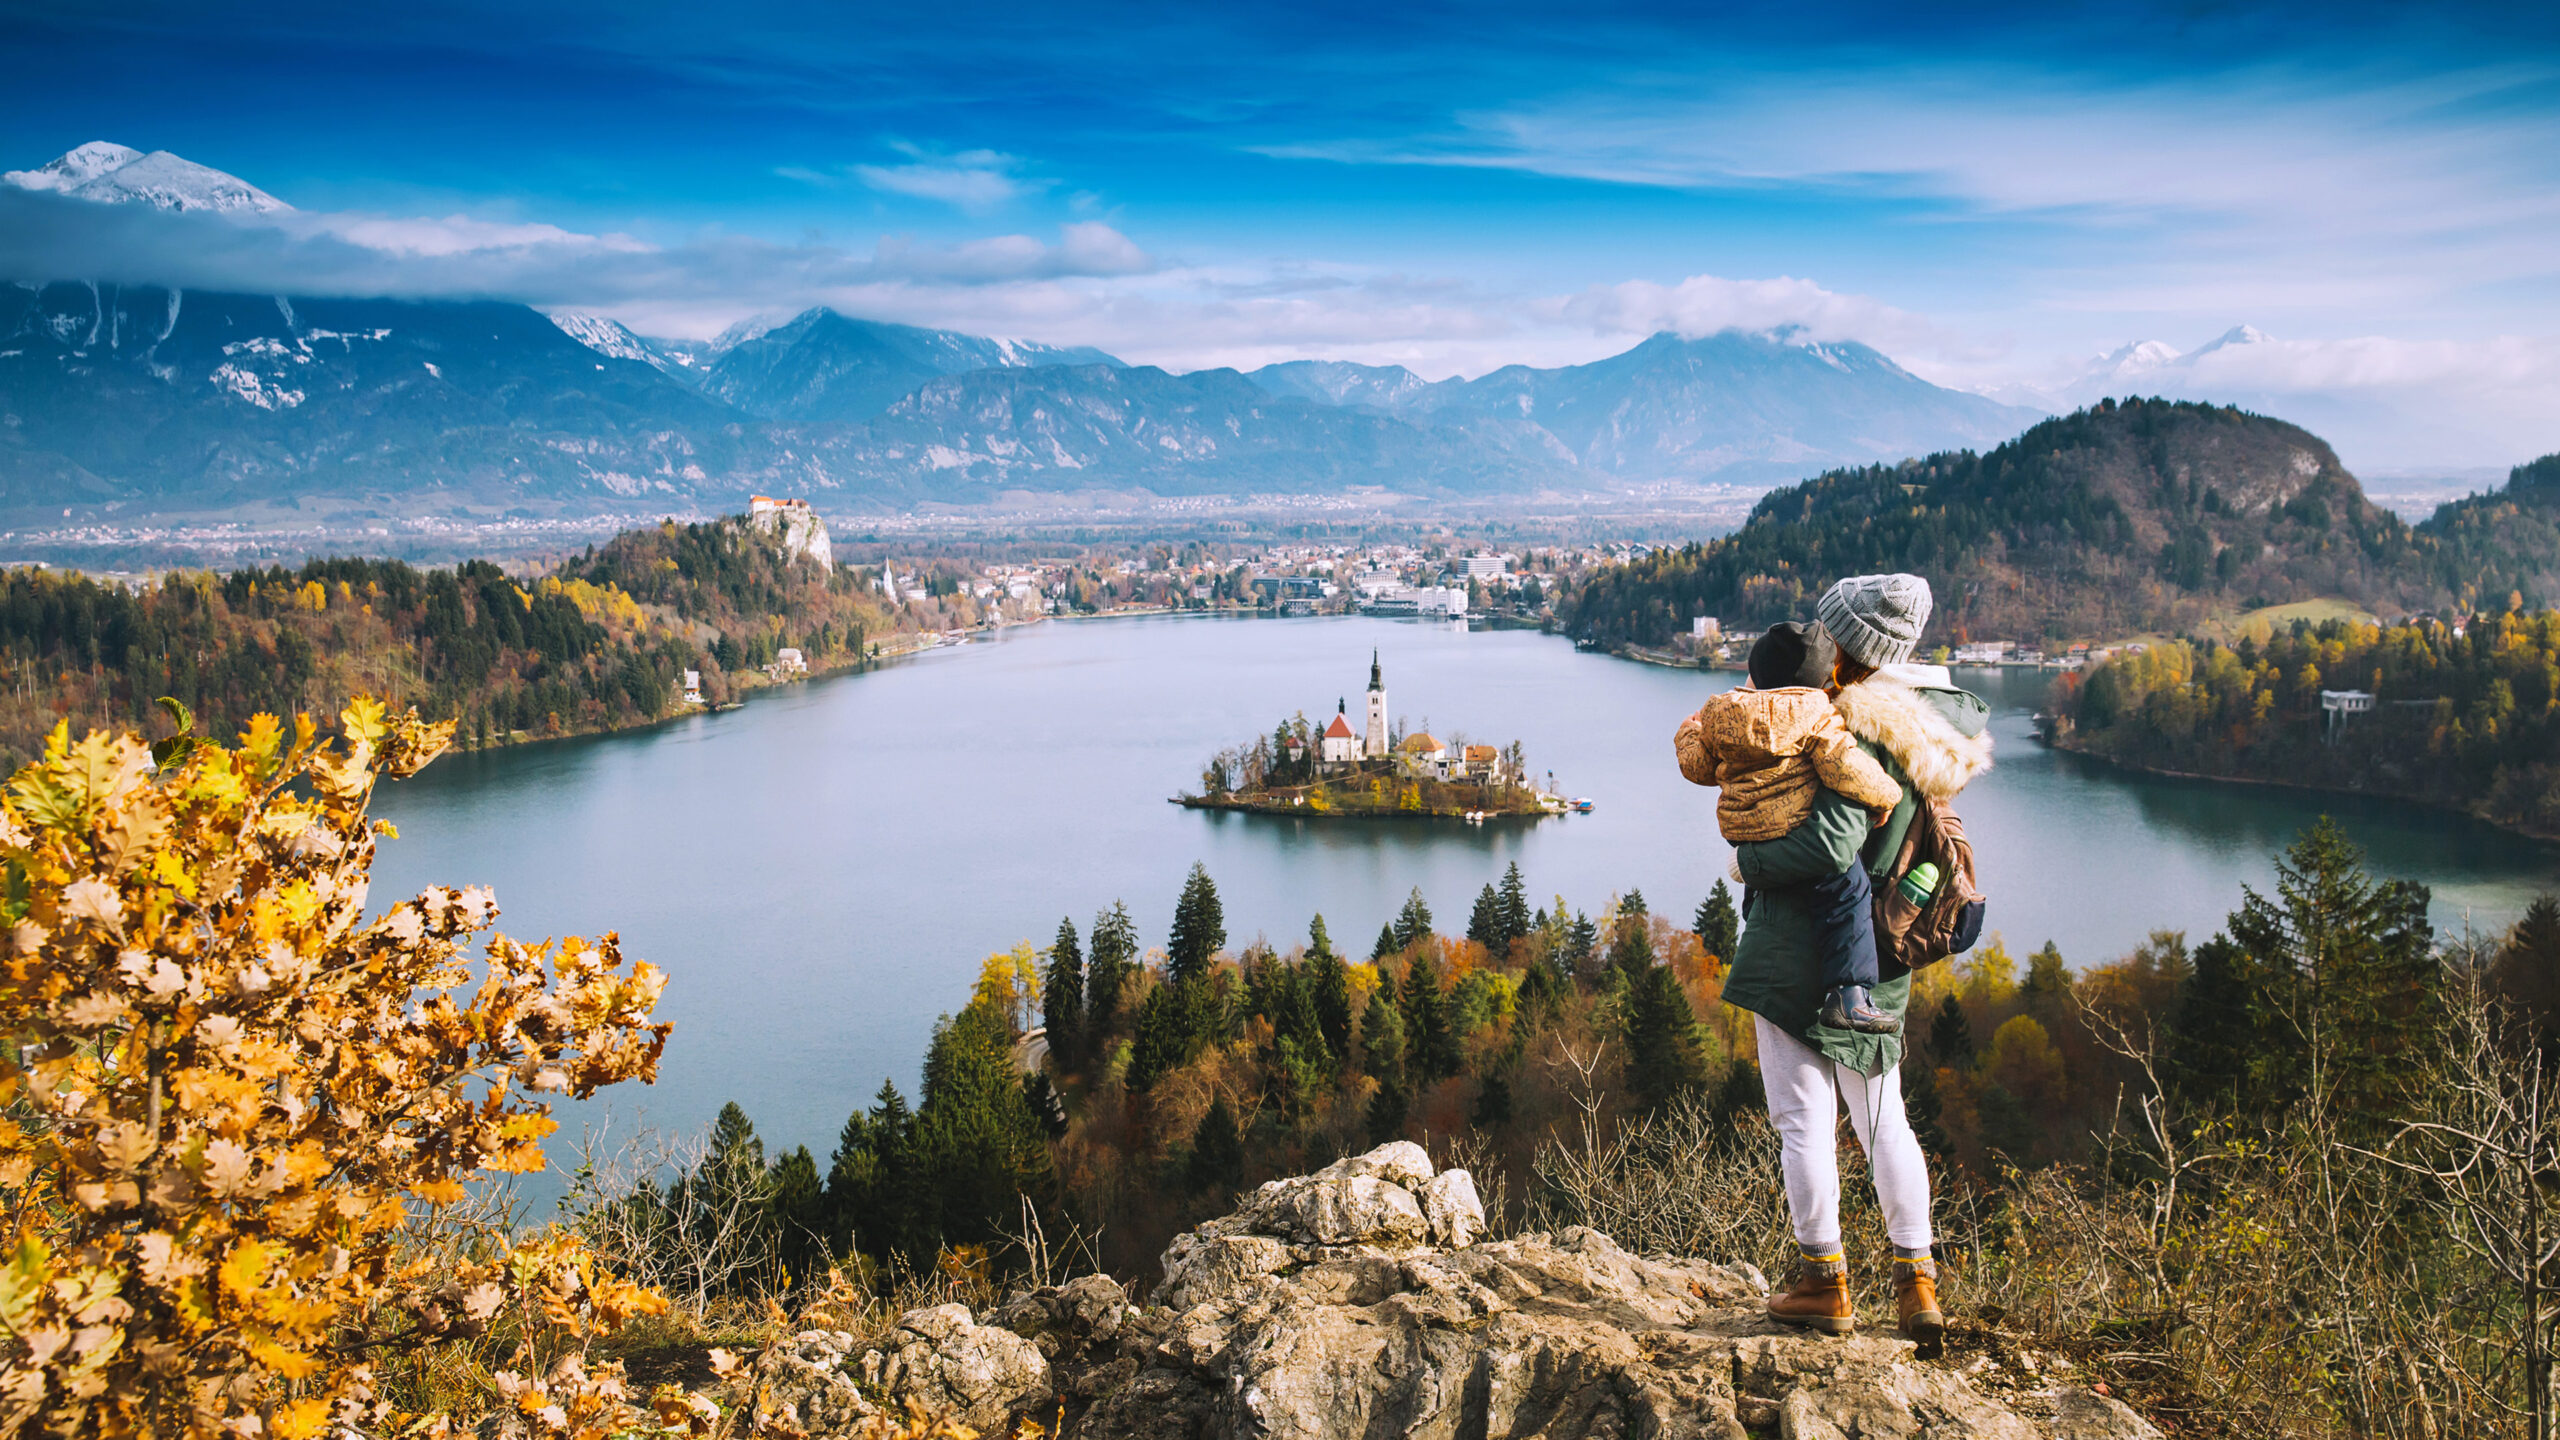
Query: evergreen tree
[
  {"left": 2225, "top": 818, "right": 2437, "bottom": 1121},
  {"left": 1186, "top": 1096, "right": 1246, "bottom": 1195},
  {"left": 1043, "top": 916, "right": 1084, "bottom": 1067},
  {"left": 1125, "top": 983, "right": 1186, "bottom": 1091},
  {"left": 2489, "top": 892, "right": 2560, "bottom": 1052},
  {"left": 1622, "top": 888, "right": 1647, "bottom": 917},
  {"left": 1308, "top": 913, "right": 1336, "bottom": 961},
  {"left": 1393, "top": 888, "right": 1436, "bottom": 952},
  {"left": 1609, "top": 899, "right": 1658, "bottom": 980},
  {"left": 767, "top": 1144, "right": 825, "bottom": 1284},
  {"left": 1373, "top": 922, "right": 1400, "bottom": 962},
  {"left": 2022, "top": 942, "right": 2070, "bottom": 1014},
  {"left": 1563, "top": 911, "right": 1599, "bottom": 974},
  {"left": 1694, "top": 881, "right": 1739, "bottom": 962},
  {"left": 1925, "top": 994, "right": 1974, "bottom": 1068},
  {"left": 1309, "top": 920, "right": 1354, "bottom": 1057},
  {"left": 1402, "top": 951, "right": 1460, "bottom": 1082},
  {"left": 1168, "top": 862, "right": 1228, "bottom": 985},
  {"left": 1361, "top": 988, "right": 1407, "bottom": 1093},
  {"left": 1466, "top": 884, "right": 1505, "bottom": 951},
  {"left": 1088, "top": 901, "right": 1138, "bottom": 1036},
  {"left": 2165, "top": 935, "right": 2257, "bottom": 1106},
  {"left": 912, "top": 1000, "right": 1055, "bottom": 1252},
  {"left": 1624, "top": 964, "right": 1708, "bottom": 1111},
  {"left": 1497, "top": 863, "right": 1532, "bottom": 950}
]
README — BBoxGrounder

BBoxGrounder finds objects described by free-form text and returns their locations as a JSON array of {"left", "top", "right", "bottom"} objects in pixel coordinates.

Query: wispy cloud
[
  {"left": 850, "top": 143, "right": 1038, "bottom": 212},
  {"left": 0, "top": 188, "right": 1152, "bottom": 309},
  {"left": 1548, "top": 273, "right": 1946, "bottom": 352}
]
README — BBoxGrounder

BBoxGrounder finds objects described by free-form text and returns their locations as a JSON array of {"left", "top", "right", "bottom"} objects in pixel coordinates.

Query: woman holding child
[{"left": 1674, "top": 573, "right": 1993, "bottom": 1343}]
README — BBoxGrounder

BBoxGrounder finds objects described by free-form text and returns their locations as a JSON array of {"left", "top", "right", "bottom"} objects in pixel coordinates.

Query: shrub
[{"left": 0, "top": 701, "right": 671, "bottom": 1437}]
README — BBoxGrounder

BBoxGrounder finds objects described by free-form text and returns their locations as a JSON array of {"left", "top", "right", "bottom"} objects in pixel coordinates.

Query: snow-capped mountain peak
[
  {"left": 548, "top": 312, "right": 669, "bottom": 370},
  {"left": 3, "top": 142, "right": 289, "bottom": 214},
  {"left": 2093, "top": 339, "right": 2183, "bottom": 377},
  {"left": 4, "top": 142, "right": 144, "bottom": 193}
]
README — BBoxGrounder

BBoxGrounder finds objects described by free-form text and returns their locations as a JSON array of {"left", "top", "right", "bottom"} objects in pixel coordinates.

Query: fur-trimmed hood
[{"left": 1832, "top": 676, "right": 1993, "bottom": 800}]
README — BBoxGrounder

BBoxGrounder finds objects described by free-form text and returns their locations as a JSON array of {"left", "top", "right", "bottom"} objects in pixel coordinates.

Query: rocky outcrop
[{"left": 751, "top": 1143, "right": 2155, "bottom": 1439}]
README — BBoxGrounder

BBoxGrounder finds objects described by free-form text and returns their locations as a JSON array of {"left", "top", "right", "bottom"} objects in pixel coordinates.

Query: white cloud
[
  {"left": 1549, "top": 272, "right": 1944, "bottom": 352},
  {"left": 851, "top": 144, "right": 1035, "bottom": 212}
]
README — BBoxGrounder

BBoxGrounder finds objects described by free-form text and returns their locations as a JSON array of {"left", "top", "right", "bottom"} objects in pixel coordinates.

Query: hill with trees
[
  {"left": 1560, "top": 398, "right": 2517, "bottom": 648},
  {"left": 2051, "top": 606, "right": 2560, "bottom": 837},
  {"left": 0, "top": 508, "right": 899, "bottom": 767}
]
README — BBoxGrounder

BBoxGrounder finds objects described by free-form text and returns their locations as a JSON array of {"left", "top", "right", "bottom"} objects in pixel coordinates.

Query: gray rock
[
  {"left": 783, "top": 1151, "right": 2144, "bottom": 1440},
  {"left": 1234, "top": 1171, "right": 1428, "bottom": 1246},
  {"left": 1312, "top": 1139, "right": 1434, "bottom": 1189},
  {"left": 1418, "top": 1167, "right": 1486, "bottom": 1247},
  {"left": 2053, "top": 1388, "right": 2166, "bottom": 1439},
  {"left": 856, "top": 1302, "right": 1052, "bottom": 1433},
  {"left": 742, "top": 1328, "right": 875, "bottom": 1436}
]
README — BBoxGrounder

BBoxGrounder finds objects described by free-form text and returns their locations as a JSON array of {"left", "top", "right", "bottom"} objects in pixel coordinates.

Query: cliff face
[{"left": 740, "top": 1143, "right": 2159, "bottom": 1439}]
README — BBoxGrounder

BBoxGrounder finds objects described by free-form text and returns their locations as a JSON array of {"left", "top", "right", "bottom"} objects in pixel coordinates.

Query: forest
[
  {"left": 2054, "top": 607, "right": 2560, "bottom": 837},
  {"left": 622, "top": 823, "right": 2560, "bottom": 1435},
  {"left": 1560, "top": 401, "right": 2560, "bottom": 650},
  {"left": 0, "top": 511, "right": 893, "bottom": 766}
]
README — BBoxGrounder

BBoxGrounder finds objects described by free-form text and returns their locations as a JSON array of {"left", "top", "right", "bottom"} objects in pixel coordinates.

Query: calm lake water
[{"left": 370, "top": 614, "right": 2560, "bottom": 1165}]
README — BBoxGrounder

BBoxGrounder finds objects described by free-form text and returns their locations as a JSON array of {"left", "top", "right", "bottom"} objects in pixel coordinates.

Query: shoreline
[
  {"left": 2044, "top": 732, "right": 2560, "bottom": 847},
  {"left": 1172, "top": 793, "right": 1556, "bottom": 822}
]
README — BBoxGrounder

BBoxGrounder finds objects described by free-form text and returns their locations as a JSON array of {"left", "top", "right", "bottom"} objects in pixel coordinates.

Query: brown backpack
[{"left": 1873, "top": 794, "right": 1987, "bottom": 981}]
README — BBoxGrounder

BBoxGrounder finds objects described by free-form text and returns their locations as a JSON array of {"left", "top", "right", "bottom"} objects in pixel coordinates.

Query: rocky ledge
[{"left": 744, "top": 1142, "right": 2159, "bottom": 1439}]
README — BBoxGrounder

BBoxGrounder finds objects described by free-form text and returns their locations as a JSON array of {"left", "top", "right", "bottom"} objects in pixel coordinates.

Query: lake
[{"left": 370, "top": 613, "right": 2560, "bottom": 1166}]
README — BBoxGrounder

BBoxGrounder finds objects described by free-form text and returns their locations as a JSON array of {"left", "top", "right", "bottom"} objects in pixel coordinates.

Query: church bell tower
[{"left": 1365, "top": 650, "right": 1388, "bottom": 759}]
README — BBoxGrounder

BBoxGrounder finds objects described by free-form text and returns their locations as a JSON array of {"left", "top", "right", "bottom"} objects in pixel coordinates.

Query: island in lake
[{"left": 1175, "top": 652, "right": 1566, "bottom": 819}]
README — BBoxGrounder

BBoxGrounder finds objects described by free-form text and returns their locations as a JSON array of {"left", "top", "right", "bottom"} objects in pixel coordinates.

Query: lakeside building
[{"left": 1365, "top": 651, "right": 1390, "bottom": 759}]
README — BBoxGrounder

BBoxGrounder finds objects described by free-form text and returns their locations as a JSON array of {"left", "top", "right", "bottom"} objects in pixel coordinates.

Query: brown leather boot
[
  {"left": 1767, "top": 1257, "right": 1854, "bottom": 1335},
  {"left": 1895, "top": 1258, "right": 1945, "bottom": 1344}
]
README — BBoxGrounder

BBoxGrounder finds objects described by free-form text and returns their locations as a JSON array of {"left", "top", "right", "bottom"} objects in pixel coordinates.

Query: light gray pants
[{"left": 1754, "top": 1015, "right": 1934, "bottom": 1252}]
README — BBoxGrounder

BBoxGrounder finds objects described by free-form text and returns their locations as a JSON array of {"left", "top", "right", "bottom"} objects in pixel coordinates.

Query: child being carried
[{"left": 1675, "top": 621, "right": 1903, "bottom": 1034}]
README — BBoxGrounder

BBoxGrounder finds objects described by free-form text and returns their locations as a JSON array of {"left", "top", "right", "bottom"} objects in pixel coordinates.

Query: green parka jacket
[{"left": 1717, "top": 668, "right": 1993, "bottom": 1075}]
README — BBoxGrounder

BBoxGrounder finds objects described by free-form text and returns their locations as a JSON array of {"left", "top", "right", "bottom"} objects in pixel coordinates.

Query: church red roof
[{"left": 1323, "top": 712, "right": 1357, "bottom": 739}]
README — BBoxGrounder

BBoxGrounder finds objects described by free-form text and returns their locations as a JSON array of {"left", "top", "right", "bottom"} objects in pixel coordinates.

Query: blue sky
[{"left": 5, "top": 0, "right": 2560, "bottom": 465}]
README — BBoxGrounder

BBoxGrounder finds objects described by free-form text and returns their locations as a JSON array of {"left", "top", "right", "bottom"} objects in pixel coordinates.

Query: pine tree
[
  {"left": 1624, "top": 964, "right": 1708, "bottom": 1111},
  {"left": 1402, "top": 950, "right": 1460, "bottom": 1082},
  {"left": 1308, "top": 913, "right": 1336, "bottom": 961},
  {"left": 1043, "top": 916, "right": 1084, "bottom": 1067},
  {"left": 1309, "top": 937, "right": 1354, "bottom": 1058},
  {"left": 1088, "top": 901, "right": 1139, "bottom": 1036},
  {"left": 1925, "top": 994, "right": 1974, "bottom": 1068},
  {"left": 1497, "top": 863, "right": 1532, "bottom": 950},
  {"left": 2022, "top": 942, "right": 2069, "bottom": 1013},
  {"left": 768, "top": 1145, "right": 825, "bottom": 1283},
  {"left": 1694, "top": 881, "right": 1739, "bottom": 962},
  {"left": 1563, "top": 910, "right": 1599, "bottom": 975},
  {"left": 1393, "top": 888, "right": 1435, "bottom": 952},
  {"left": 1373, "top": 922, "right": 1400, "bottom": 962},
  {"left": 1126, "top": 984, "right": 1186, "bottom": 1091},
  {"left": 1903, "top": 1062, "right": 1954, "bottom": 1169},
  {"left": 1361, "top": 988, "right": 1406, "bottom": 1092},
  {"left": 913, "top": 1002, "right": 1055, "bottom": 1253},
  {"left": 1186, "top": 1095, "right": 1246, "bottom": 1194},
  {"left": 2165, "top": 935, "right": 2258, "bottom": 1106},
  {"left": 1168, "top": 862, "right": 1227, "bottom": 985},
  {"left": 1466, "top": 884, "right": 1505, "bottom": 951},
  {"left": 2490, "top": 892, "right": 2560, "bottom": 1051},
  {"left": 1609, "top": 899, "right": 1658, "bottom": 981},
  {"left": 2224, "top": 818, "right": 2438, "bottom": 1122}
]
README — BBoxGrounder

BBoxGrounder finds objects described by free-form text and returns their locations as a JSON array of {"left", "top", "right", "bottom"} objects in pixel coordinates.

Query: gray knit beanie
[{"left": 1816, "top": 573, "right": 1933, "bottom": 669}]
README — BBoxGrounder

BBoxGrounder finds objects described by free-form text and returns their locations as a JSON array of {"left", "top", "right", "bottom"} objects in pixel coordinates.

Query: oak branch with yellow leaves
[{"left": 0, "top": 698, "right": 675, "bottom": 1438}]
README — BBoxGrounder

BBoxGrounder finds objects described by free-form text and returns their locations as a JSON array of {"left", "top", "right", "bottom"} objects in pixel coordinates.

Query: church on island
[{"left": 1311, "top": 652, "right": 1507, "bottom": 785}]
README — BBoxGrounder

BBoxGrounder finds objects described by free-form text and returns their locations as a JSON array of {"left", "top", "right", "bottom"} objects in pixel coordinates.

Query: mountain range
[{"left": 0, "top": 140, "right": 2053, "bottom": 524}]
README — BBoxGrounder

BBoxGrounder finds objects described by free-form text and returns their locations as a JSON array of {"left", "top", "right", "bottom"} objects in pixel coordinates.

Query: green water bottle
[{"left": 1897, "top": 862, "right": 1942, "bottom": 907}]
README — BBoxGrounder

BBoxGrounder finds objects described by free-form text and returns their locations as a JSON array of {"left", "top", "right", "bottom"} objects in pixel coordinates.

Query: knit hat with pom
[{"left": 1816, "top": 573, "right": 1933, "bottom": 669}]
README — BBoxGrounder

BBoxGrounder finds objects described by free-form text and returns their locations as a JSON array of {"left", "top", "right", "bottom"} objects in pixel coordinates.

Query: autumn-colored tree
[{"left": 0, "top": 701, "right": 672, "bottom": 1438}]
